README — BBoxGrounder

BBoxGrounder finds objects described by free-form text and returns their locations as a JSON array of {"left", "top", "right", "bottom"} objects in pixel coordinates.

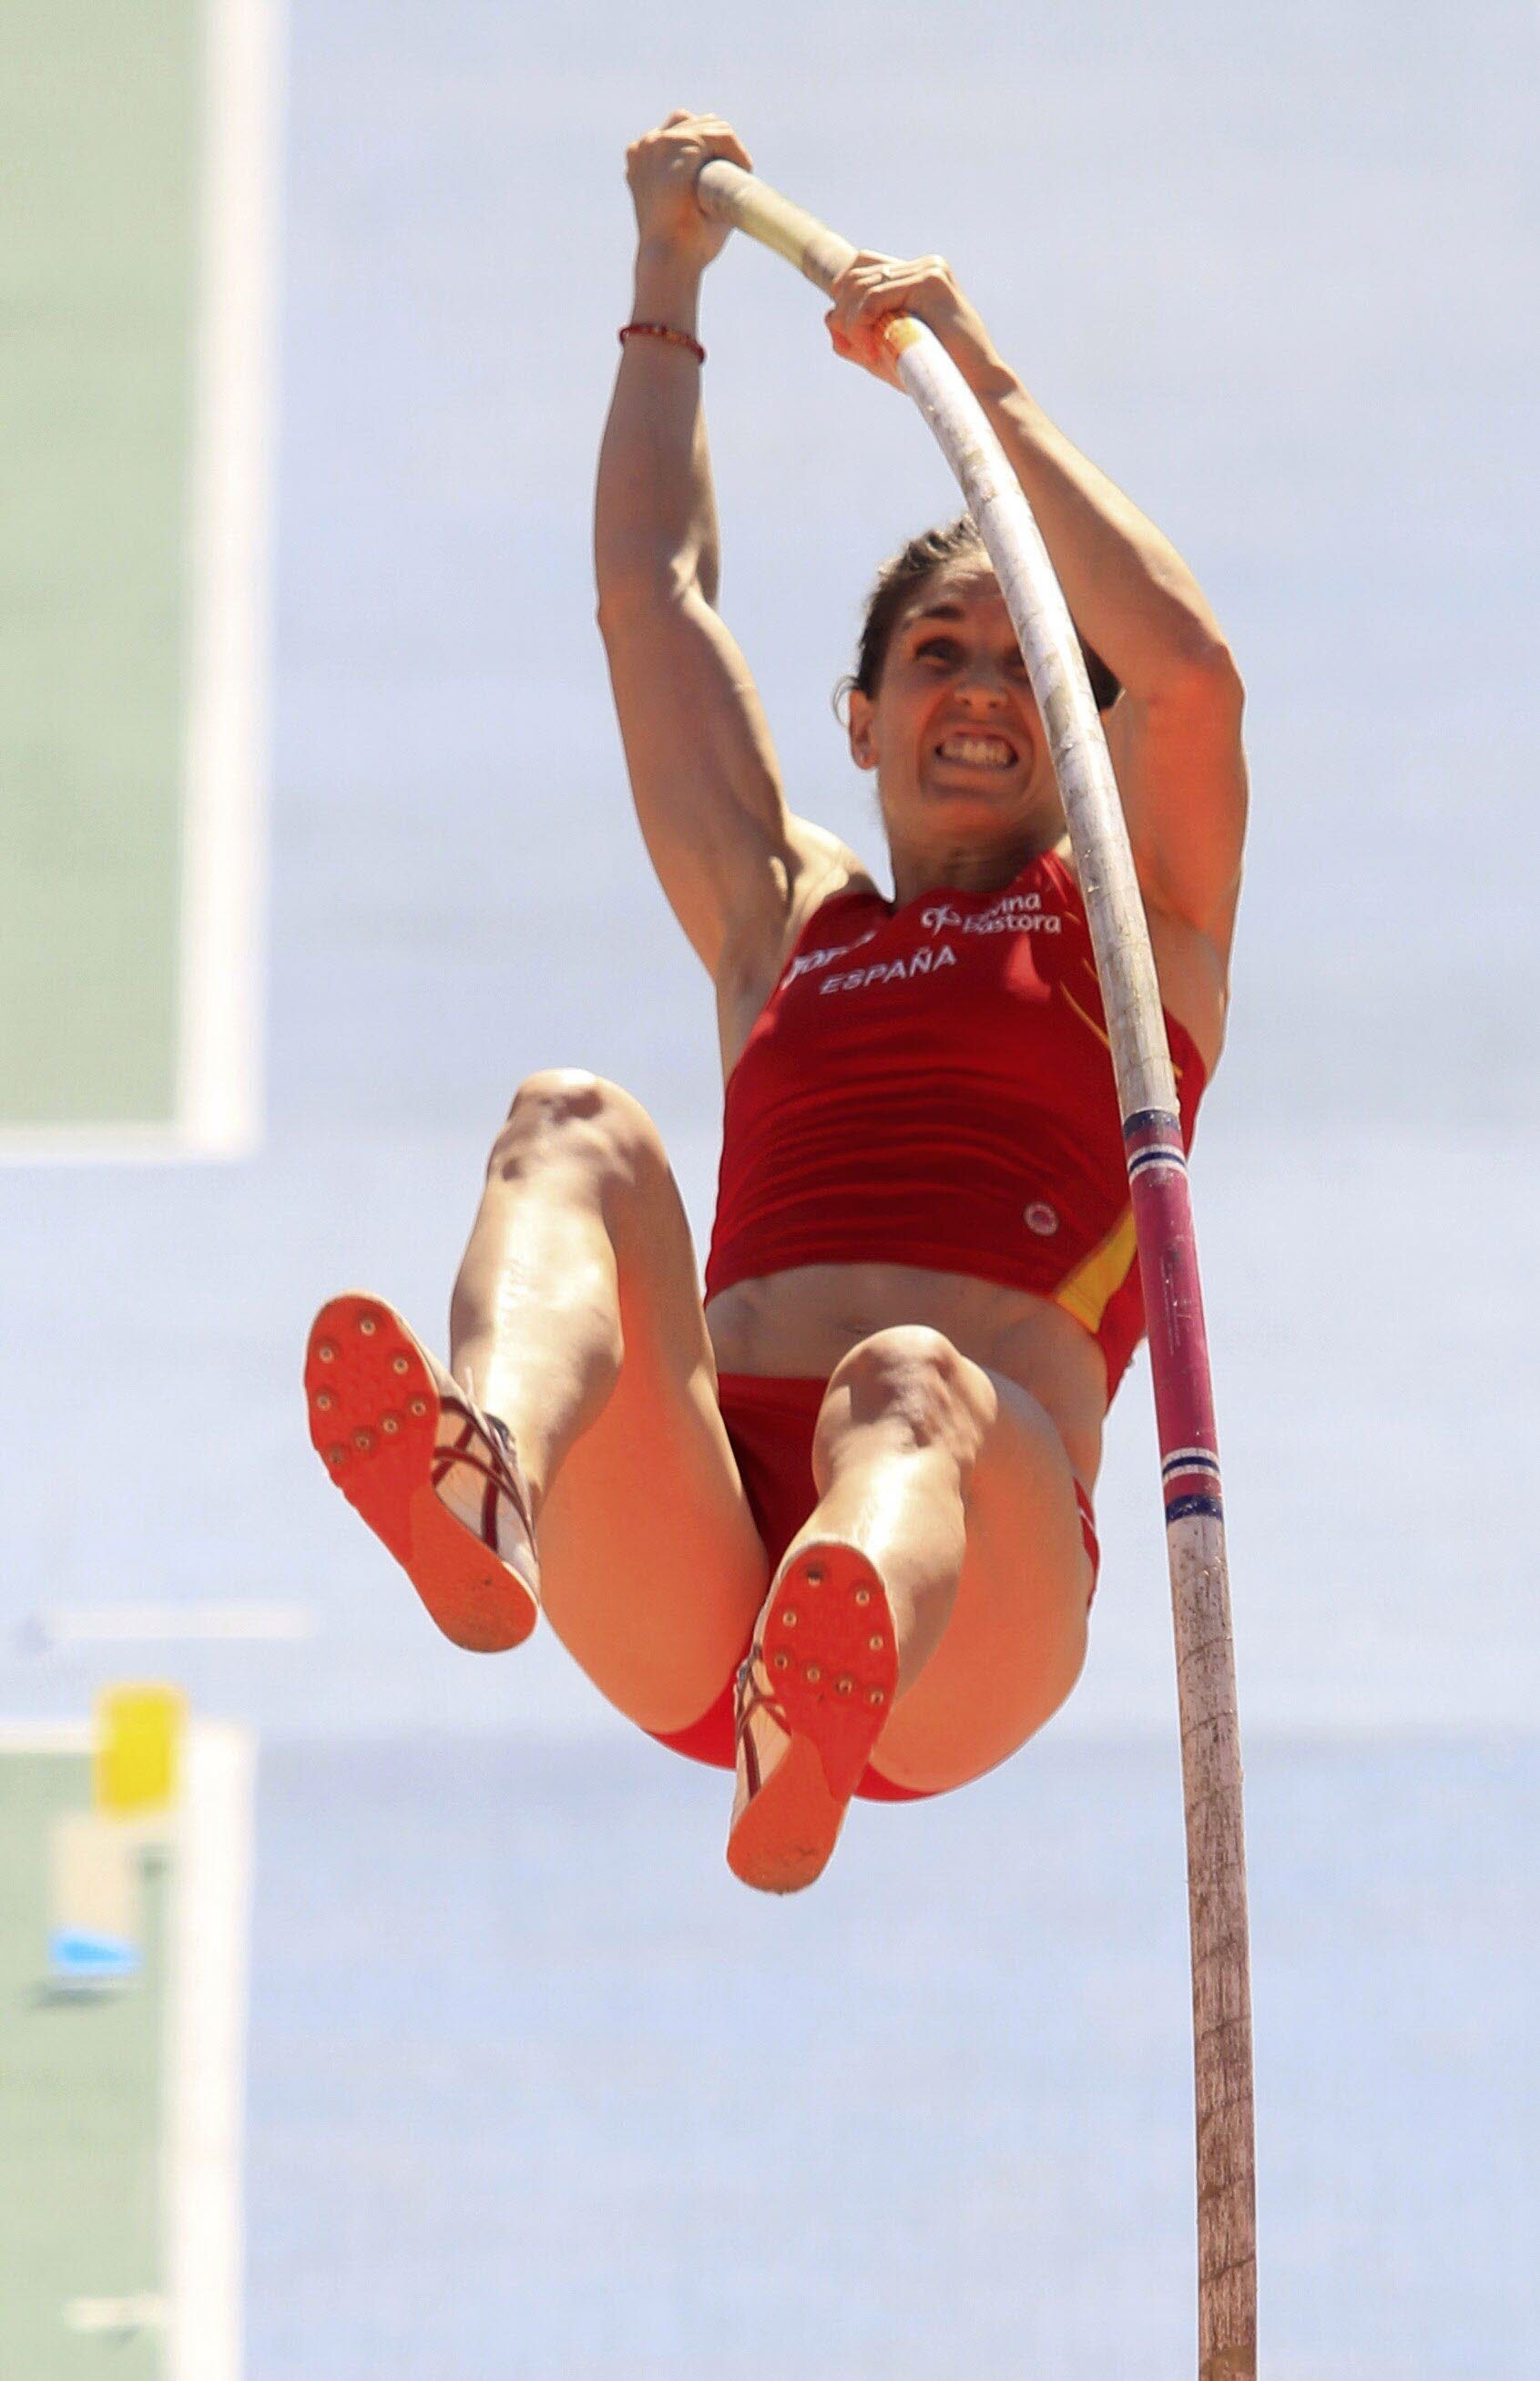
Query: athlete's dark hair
[{"left": 835, "top": 514, "right": 1121, "bottom": 716}]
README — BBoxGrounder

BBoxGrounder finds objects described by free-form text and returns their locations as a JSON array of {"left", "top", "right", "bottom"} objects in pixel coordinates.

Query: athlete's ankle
[
  {"left": 479, "top": 1404, "right": 546, "bottom": 1528},
  {"left": 443, "top": 1362, "right": 541, "bottom": 1513}
]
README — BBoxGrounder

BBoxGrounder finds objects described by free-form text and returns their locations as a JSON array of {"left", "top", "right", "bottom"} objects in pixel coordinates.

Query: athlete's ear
[{"left": 846, "top": 687, "right": 878, "bottom": 772}]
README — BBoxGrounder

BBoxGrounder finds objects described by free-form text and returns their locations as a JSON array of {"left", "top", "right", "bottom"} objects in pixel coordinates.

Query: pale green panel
[
  {"left": 0, "top": 1751, "right": 167, "bottom": 2379},
  {"left": 0, "top": 0, "right": 202, "bottom": 1127}
]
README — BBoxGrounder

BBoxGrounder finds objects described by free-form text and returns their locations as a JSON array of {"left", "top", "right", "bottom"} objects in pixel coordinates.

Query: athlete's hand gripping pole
[{"left": 698, "top": 157, "right": 1257, "bottom": 2381}]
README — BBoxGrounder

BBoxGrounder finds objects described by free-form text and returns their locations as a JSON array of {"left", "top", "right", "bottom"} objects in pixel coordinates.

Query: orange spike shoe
[
  {"left": 304, "top": 1293, "right": 539, "bottom": 1652},
  {"left": 726, "top": 1539, "right": 900, "bottom": 1894}
]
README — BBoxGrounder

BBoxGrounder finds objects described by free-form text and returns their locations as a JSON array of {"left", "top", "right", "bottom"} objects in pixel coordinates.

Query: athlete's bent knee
[
  {"left": 492, "top": 1069, "right": 666, "bottom": 1184},
  {"left": 504, "top": 1067, "right": 628, "bottom": 1130},
  {"left": 824, "top": 1325, "right": 988, "bottom": 1452}
]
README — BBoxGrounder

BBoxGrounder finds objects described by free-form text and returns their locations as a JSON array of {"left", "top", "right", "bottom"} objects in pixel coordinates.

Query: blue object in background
[{"left": 48, "top": 1929, "right": 142, "bottom": 1986}]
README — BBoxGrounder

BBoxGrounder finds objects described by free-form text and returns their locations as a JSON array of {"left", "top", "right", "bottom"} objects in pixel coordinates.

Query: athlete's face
[{"left": 847, "top": 562, "right": 1048, "bottom": 838}]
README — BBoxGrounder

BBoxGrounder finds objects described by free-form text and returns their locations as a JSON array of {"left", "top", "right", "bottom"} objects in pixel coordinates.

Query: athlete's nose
[{"left": 954, "top": 672, "right": 1011, "bottom": 715}]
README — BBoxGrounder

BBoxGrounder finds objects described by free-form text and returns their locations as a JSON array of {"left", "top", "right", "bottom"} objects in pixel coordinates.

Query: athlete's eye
[{"left": 915, "top": 637, "right": 962, "bottom": 663}]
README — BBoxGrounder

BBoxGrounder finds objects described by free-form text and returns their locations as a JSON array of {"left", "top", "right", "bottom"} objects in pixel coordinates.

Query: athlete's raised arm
[
  {"left": 597, "top": 113, "right": 859, "bottom": 983},
  {"left": 824, "top": 253, "right": 1248, "bottom": 967}
]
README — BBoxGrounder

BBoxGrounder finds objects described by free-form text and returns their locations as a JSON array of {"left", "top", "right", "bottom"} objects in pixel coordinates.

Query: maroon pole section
[{"left": 1127, "top": 1109, "right": 1222, "bottom": 1476}]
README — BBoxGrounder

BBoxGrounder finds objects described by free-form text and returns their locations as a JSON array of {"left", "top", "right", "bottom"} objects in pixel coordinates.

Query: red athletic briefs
[{"left": 647, "top": 1372, "right": 1100, "bottom": 1804}]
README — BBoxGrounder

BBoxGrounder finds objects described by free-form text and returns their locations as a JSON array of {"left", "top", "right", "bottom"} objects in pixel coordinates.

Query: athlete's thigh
[
  {"left": 872, "top": 1369, "right": 1092, "bottom": 1793},
  {"left": 533, "top": 1149, "right": 769, "bottom": 1737}
]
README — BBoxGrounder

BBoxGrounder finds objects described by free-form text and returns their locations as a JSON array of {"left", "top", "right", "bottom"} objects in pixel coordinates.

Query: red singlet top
[{"left": 705, "top": 849, "right": 1208, "bottom": 1397}]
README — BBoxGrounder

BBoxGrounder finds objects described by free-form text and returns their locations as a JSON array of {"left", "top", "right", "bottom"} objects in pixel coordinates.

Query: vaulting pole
[{"left": 698, "top": 158, "right": 1256, "bottom": 2381}]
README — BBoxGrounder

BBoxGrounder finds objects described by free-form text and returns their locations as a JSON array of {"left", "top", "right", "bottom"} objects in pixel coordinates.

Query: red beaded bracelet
[{"left": 618, "top": 320, "right": 706, "bottom": 364}]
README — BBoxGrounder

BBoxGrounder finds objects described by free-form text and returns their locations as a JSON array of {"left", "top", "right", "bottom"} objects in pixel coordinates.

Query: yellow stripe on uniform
[{"left": 1053, "top": 1207, "right": 1138, "bottom": 1335}]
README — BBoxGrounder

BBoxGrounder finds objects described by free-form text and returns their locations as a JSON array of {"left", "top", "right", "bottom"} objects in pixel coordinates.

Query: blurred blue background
[{"left": 4, "top": 2, "right": 1536, "bottom": 2373}]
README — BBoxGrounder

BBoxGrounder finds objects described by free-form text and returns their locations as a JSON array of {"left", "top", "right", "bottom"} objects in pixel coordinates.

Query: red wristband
[{"left": 618, "top": 321, "right": 706, "bottom": 365}]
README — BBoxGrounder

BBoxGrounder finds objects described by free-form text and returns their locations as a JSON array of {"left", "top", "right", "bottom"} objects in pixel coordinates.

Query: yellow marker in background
[{"left": 95, "top": 1683, "right": 185, "bottom": 1816}]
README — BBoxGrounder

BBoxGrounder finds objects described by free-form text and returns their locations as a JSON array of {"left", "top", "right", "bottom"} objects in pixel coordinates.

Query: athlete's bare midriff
[{"left": 705, "top": 1261, "right": 1109, "bottom": 1486}]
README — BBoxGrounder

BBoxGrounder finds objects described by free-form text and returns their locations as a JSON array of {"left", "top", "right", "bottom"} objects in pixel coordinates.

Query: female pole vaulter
[{"left": 304, "top": 108, "right": 1248, "bottom": 1896}]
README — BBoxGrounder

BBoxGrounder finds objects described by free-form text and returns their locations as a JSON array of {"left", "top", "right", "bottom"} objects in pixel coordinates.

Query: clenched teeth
[{"left": 935, "top": 734, "right": 1017, "bottom": 767}]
